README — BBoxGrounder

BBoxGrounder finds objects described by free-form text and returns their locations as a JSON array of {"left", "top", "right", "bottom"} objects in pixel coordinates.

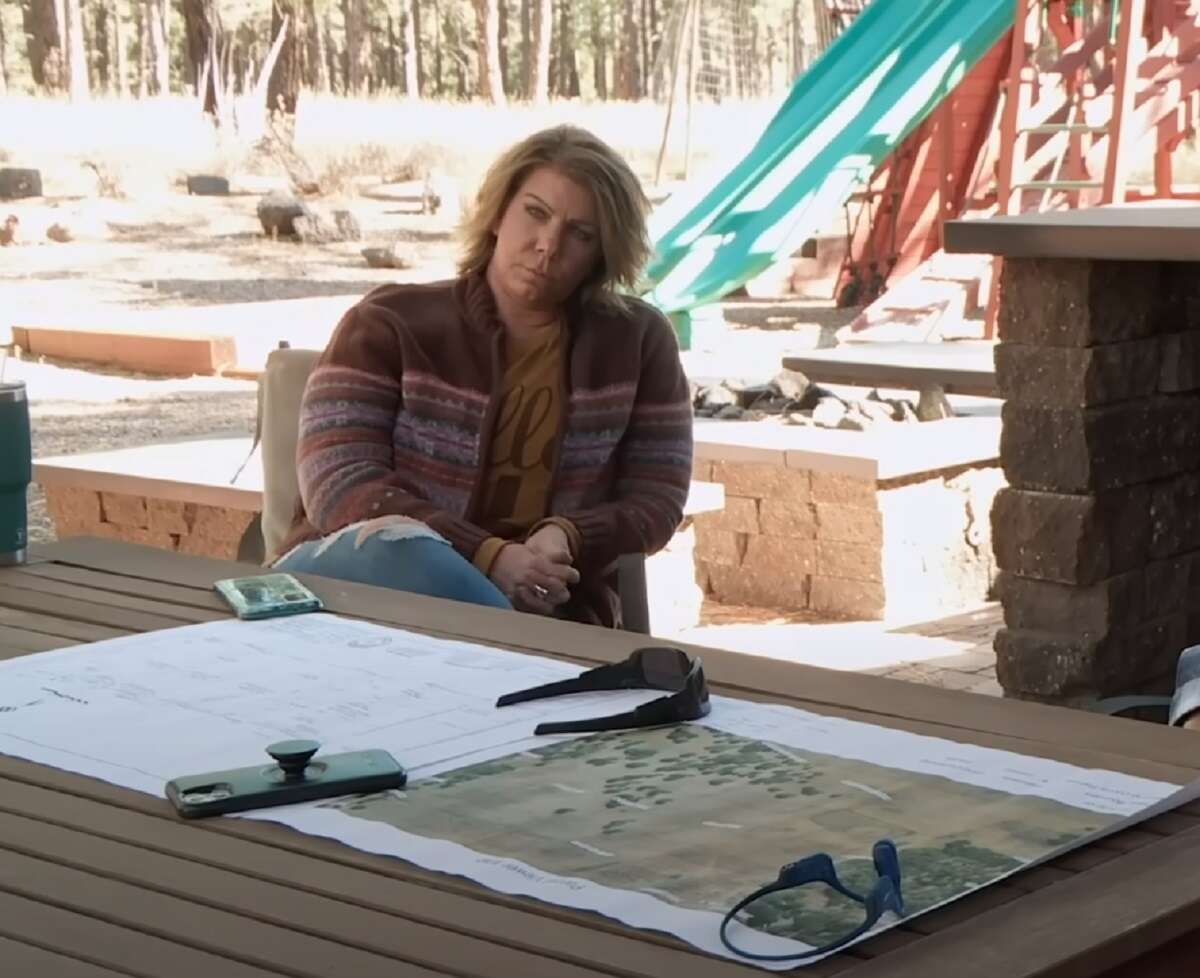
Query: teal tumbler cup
[{"left": 0, "top": 380, "right": 30, "bottom": 565}]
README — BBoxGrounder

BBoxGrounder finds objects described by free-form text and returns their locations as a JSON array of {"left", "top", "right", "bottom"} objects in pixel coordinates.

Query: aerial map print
[{"left": 324, "top": 723, "right": 1113, "bottom": 949}]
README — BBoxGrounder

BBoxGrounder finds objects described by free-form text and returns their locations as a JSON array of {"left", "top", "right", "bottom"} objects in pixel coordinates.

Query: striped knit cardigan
[{"left": 279, "top": 273, "right": 695, "bottom": 627}]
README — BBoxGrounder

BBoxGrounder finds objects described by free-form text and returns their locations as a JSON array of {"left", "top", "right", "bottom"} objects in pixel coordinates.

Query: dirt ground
[
  {"left": 4, "top": 189, "right": 458, "bottom": 544},
  {"left": 2, "top": 189, "right": 461, "bottom": 318}
]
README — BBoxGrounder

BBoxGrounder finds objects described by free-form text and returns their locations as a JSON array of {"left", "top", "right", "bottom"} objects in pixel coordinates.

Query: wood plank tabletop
[{"left": 2, "top": 537, "right": 1199, "bottom": 978}]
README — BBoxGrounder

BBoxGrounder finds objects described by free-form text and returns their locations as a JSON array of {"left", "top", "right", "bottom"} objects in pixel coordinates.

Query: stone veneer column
[{"left": 991, "top": 258, "right": 1200, "bottom": 701}]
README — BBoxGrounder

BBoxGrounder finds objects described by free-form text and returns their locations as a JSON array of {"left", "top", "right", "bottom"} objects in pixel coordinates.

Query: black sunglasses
[
  {"left": 720, "top": 839, "right": 905, "bottom": 961},
  {"left": 496, "top": 646, "right": 711, "bottom": 735}
]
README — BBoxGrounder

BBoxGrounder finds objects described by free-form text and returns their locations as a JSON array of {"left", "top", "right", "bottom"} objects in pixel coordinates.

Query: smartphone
[
  {"left": 214, "top": 572, "right": 323, "bottom": 620},
  {"left": 166, "top": 743, "right": 407, "bottom": 818}
]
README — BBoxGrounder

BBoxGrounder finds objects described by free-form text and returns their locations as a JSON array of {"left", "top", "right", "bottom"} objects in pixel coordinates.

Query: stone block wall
[
  {"left": 44, "top": 486, "right": 256, "bottom": 561},
  {"left": 991, "top": 258, "right": 1200, "bottom": 702},
  {"left": 691, "top": 459, "right": 1004, "bottom": 621}
]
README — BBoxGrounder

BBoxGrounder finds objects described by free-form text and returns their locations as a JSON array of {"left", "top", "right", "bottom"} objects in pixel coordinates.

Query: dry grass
[
  {"left": 7, "top": 90, "right": 1197, "bottom": 204},
  {"left": 0, "top": 93, "right": 780, "bottom": 201}
]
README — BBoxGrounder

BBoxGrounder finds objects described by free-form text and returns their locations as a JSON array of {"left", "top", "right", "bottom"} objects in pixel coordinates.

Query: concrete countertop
[{"left": 944, "top": 203, "right": 1200, "bottom": 262}]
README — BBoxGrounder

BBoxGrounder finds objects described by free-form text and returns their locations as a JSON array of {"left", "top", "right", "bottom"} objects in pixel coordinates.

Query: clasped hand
[{"left": 489, "top": 526, "right": 579, "bottom": 615}]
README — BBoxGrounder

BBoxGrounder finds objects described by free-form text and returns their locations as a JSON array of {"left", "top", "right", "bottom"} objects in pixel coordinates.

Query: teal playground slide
[{"left": 642, "top": 0, "right": 1013, "bottom": 338}]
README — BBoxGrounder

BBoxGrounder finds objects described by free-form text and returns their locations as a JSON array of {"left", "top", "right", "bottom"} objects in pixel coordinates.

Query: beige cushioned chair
[
  {"left": 257, "top": 345, "right": 321, "bottom": 562},
  {"left": 245, "top": 343, "right": 651, "bottom": 632}
]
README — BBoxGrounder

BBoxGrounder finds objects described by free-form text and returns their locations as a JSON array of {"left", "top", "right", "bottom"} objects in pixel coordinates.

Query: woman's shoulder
[
  {"left": 583, "top": 293, "right": 675, "bottom": 340},
  {"left": 350, "top": 278, "right": 461, "bottom": 325},
  {"left": 580, "top": 296, "right": 684, "bottom": 366},
  {"left": 321, "top": 279, "right": 464, "bottom": 363}
]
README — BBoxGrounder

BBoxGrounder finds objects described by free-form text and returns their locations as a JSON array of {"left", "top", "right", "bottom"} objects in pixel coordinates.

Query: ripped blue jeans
[{"left": 274, "top": 518, "right": 512, "bottom": 611}]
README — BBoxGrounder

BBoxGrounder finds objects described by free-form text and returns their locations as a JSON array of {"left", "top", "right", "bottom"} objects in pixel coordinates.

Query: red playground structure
[{"left": 834, "top": 0, "right": 1200, "bottom": 338}]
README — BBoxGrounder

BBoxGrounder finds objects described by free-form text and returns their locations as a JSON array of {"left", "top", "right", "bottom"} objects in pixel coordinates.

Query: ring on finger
[{"left": 531, "top": 584, "right": 550, "bottom": 599}]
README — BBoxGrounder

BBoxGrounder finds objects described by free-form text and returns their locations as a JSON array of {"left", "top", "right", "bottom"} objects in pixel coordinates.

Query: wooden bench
[
  {"left": 782, "top": 340, "right": 999, "bottom": 398},
  {"left": 33, "top": 436, "right": 726, "bottom": 634}
]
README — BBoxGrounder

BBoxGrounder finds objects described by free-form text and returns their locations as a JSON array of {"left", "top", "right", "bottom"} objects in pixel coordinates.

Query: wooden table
[{"left": 2, "top": 537, "right": 1200, "bottom": 978}]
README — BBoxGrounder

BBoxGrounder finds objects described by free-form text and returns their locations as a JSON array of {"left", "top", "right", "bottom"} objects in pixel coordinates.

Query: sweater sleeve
[
  {"left": 544, "top": 312, "right": 693, "bottom": 574},
  {"left": 295, "top": 301, "right": 493, "bottom": 562}
]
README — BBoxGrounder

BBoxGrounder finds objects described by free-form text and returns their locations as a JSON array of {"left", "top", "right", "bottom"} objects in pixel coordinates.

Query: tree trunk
[
  {"left": 155, "top": 0, "right": 168, "bottom": 92},
  {"left": 698, "top": 1, "right": 714, "bottom": 99},
  {"left": 159, "top": 0, "right": 168, "bottom": 64},
  {"left": 146, "top": 0, "right": 168, "bottom": 93},
  {"left": 590, "top": 2, "right": 605, "bottom": 99},
  {"left": 618, "top": 0, "right": 638, "bottom": 99},
  {"left": 497, "top": 0, "right": 508, "bottom": 93},
  {"left": 608, "top": 0, "right": 616, "bottom": 95},
  {"left": 792, "top": 0, "right": 804, "bottom": 77},
  {"left": 134, "top": 0, "right": 147, "bottom": 94},
  {"left": 531, "top": 0, "right": 550, "bottom": 103},
  {"left": 649, "top": 0, "right": 659, "bottom": 72},
  {"left": 267, "top": 0, "right": 301, "bottom": 114},
  {"left": 432, "top": 0, "right": 442, "bottom": 95},
  {"left": 474, "top": 0, "right": 506, "bottom": 104},
  {"left": 0, "top": 13, "right": 7, "bottom": 96},
  {"left": 639, "top": 0, "right": 649, "bottom": 98},
  {"left": 153, "top": 0, "right": 168, "bottom": 88},
  {"left": 766, "top": 25, "right": 776, "bottom": 94},
  {"left": 750, "top": 15, "right": 760, "bottom": 97},
  {"left": 111, "top": 0, "right": 127, "bottom": 93},
  {"left": 93, "top": 1, "right": 109, "bottom": 90},
  {"left": 22, "top": 0, "right": 66, "bottom": 91},
  {"left": 322, "top": 7, "right": 338, "bottom": 93},
  {"left": 181, "top": 0, "right": 221, "bottom": 111},
  {"left": 548, "top": 22, "right": 557, "bottom": 96},
  {"left": 63, "top": 0, "right": 89, "bottom": 99},
  {"left": 519, "top": 0, "right": 530, "bottom": 97},
  {"left": 304, "top": 0, "right": 328, "bottom": 91},
  {"left": 728, "top": 10, "right": 740, "bottom": 100},
  {"left": 552, "top": 0, "right": 561, "bottom": 94},
  {"left": 556, "top": 0, "right": 577, "bottom": 97},
  {"left": 429, "top": 0, "right": 439, "bottom": 94},
  {"left": 402, "top": 0, "right": 419, "bottom": 96},
  {"left": 343, "top": 0, "right": 368, "bottom": 95},
  {"left": 386, "top": 13, "right": 398, "bottom": 89},
  {"left": 410, "top": 0, "right": 423, "bottom": 94},
  {"left": 446, "top": 9, "right": 465, "bottom": 97}
]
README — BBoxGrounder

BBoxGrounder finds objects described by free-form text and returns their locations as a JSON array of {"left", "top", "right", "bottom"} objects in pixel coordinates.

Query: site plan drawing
[{"left": 0, "top": 614, "right": 1184, "bottom": 966}]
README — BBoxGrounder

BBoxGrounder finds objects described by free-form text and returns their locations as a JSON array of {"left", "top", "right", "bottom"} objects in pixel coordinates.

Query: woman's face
[{"left": 489, "top": 165, "right": 603, "bottom": 313}]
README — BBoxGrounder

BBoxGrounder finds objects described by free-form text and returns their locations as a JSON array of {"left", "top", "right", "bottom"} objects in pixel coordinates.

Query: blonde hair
[{"left": 458, "top": 125, "right": 651, "bottom": 311}]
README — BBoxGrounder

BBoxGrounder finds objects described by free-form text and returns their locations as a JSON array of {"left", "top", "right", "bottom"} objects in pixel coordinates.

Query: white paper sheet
[
  {"left": 0, "top": 614, "right": 661, "bottom": 793},
  {"left": 0, "top": 615, "right": 1183, "bottom": 968}
]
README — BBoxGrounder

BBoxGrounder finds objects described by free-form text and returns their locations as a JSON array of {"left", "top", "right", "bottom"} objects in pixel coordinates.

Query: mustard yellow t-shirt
[{"left": 473, "top": 323, "right": 568, "bottom": 574}]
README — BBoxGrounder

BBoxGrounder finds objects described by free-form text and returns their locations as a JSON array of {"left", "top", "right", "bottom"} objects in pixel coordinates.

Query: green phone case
[
  {"left": 166, "top": 743, "right": 407, "bottom": 818},
  {"left": 213, "top": 573, "right": 324, "bottom": 619}
]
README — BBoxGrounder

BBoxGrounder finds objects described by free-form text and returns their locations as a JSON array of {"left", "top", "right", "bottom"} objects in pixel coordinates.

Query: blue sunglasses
[{"left": 720, "top": 839, "right": 905, "bottom": 961}]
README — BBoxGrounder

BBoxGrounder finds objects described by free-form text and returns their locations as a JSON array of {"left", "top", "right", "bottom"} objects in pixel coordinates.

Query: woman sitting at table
[{"left": 272, "top": 125, "right": 693, "bottom": 627}]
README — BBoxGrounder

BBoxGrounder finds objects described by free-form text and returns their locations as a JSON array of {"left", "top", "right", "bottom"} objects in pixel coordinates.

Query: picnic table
[{"left": 2, "top": 536, "right": 1199, "bottom": 977}]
